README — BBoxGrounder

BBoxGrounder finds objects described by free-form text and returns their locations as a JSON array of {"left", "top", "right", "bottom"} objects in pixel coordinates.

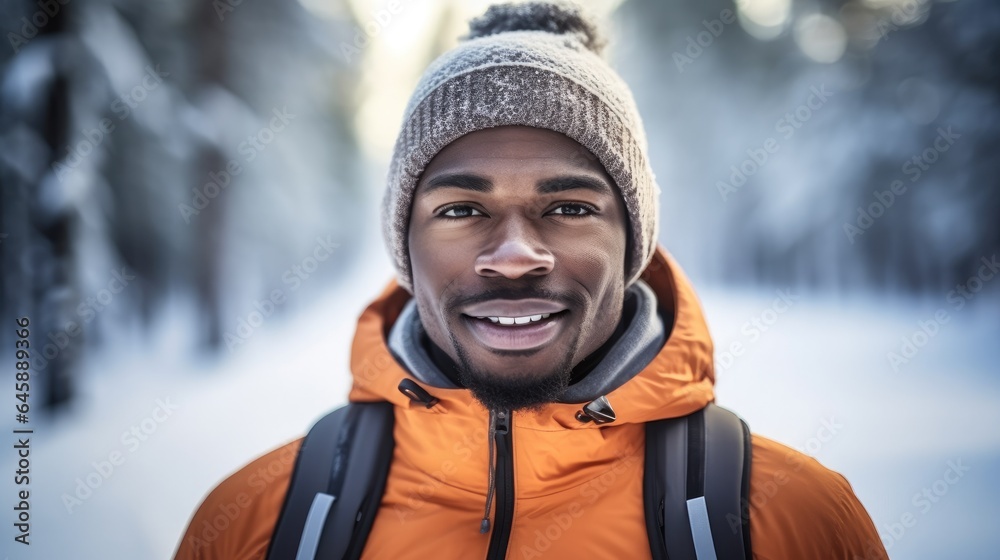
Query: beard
[{"left": 448, "top": 328, "right": 581, "bottom": 412}]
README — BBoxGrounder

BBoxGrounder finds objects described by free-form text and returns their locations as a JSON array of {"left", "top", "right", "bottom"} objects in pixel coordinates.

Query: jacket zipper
[{"left": 486, "top": 409, "right": 514, "bottom": 559}]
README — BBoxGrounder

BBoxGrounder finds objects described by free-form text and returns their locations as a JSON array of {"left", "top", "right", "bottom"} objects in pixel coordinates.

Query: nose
[{"left": 475, "top": 220, "right": 554, "bottom": 280}]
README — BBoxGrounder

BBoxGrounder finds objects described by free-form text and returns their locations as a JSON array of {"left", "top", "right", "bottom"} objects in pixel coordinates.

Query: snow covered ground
[
  {"left": 2, "top": 242, "right": 998, "bottom": 559},
  {"left": 706, "top": 284, "right": 1000, "bottom": 560}
]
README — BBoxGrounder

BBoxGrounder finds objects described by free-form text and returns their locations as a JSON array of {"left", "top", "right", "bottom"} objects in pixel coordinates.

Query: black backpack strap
[
  {"left": 644, "top": 403, "right": 752, "bottom": 560},
  {"left": 266, "top": 401, "right": 395, "bottom": 560}
]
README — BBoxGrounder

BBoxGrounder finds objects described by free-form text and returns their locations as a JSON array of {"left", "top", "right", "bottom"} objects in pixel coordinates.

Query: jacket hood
[{"left": 348, "top": 244, "right": 716, "bottom": 427}]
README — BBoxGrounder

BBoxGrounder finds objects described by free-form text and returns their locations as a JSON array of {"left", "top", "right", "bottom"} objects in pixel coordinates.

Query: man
[{"left": 175, "top": 2, "right": 888, "bottom": 559}]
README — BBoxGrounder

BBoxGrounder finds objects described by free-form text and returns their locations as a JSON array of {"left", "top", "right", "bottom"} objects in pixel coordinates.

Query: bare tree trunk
[{"left": 0, "top": 0, "right": 77, "bottom": 409}]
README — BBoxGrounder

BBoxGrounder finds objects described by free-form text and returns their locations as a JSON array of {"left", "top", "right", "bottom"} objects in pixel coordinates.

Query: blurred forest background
[
  {"left": 2, "top": 0, "right": 997, "bottom": 409},
  {"left": 0, "top": 0, "right": 998, "bottom": 558}
]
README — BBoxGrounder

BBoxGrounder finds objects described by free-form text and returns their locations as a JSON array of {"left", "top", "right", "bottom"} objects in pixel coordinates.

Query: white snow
[{"left": 2, "top": 249, "right": 997, "bottom": 559}]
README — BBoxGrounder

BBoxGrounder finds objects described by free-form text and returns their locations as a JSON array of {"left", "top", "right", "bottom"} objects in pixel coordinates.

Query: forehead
[{"left": 417, "top": 126, "right": 609, "bottom": 185}]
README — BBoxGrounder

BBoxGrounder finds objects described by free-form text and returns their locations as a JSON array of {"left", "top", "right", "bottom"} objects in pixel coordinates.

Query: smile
[
  {"left": 472, "top": 313, "right": 552, "bottom": 325},
  {"left": 462, "top": 311, "right": 567, "bottom": 351}
]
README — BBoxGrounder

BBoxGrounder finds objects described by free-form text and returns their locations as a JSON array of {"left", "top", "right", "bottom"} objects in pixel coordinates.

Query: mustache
[{"left": 448, "top": 285, "right": 586, "bottom": 312}]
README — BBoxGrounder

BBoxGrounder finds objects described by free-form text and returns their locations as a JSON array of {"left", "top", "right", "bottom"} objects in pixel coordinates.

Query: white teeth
[{"left": 477, "top": 313, "right": 556, "bottom": 326}]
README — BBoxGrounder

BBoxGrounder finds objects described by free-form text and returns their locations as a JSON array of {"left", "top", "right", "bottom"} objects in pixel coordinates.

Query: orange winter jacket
[{"left": 174, "top": 245, "right": 888, "bottom": 560}]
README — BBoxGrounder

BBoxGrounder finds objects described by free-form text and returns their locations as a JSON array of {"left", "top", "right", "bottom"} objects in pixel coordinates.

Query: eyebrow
[
  {"left": 424, "top": 173, "right": 492, "bottom": 194},
  {"left": 421, "top": 173, "right": 613, "bottom": 197},
  {"left": 538, "top": 175, "right": 613, "bottom": 196}
]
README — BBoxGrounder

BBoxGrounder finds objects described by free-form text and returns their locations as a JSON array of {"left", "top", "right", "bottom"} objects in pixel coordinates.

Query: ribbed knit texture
[{"left": 381, "top": 6, "right": 660, "bottom": 293}]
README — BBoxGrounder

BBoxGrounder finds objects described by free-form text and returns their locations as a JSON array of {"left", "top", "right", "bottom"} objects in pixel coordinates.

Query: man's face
[{"left": 408, "top": 125, "right": 628, "bottom": 412}]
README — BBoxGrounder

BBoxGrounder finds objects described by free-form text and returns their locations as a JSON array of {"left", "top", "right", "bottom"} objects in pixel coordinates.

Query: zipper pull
[
  {"left": 481, "top": 410, "right": 499, "bottom": 534},
  {"left": 494, "top": 410, "right": 510, "bottom": 435},
  {"left": 479, "top": 409, "right": 511, "bottom": 535}
]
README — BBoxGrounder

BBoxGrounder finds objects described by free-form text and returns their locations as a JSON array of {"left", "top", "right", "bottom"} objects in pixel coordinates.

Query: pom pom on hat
[
  {"left": 382, "top": 1, "right": 659, "bottom": 294},
  {"left": 463, "top": 1, "right": 607, "bottom": 56}
]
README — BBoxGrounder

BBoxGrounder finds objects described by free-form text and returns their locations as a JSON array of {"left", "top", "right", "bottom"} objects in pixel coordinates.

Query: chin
[{"left": 453, "top": 338, "right": 577, "bottom": 412}]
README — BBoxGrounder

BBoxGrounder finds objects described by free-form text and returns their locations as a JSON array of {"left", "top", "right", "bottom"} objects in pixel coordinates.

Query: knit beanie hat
[{"left": 381, "top": 1, "right": 660, "bottom": 294}]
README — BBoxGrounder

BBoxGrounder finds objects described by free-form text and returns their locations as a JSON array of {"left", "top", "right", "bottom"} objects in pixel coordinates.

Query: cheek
[
  {"left": 411, "top": 240, "right": 465, "bottom": 300},
  {"left": 414, "top": 291, "right": 442, "bottom": 332},
  {"left": 409, "top": 227, "right": 466, "bottom": 327},
  {"left": 557, "top": 233, "right": 625, "bottom": 281},
  {"left": 409, "top": 223, "right": 444, "bottom": 285},
  {"left": 409, "top": 215, "right": 469, "bottom": 270}
]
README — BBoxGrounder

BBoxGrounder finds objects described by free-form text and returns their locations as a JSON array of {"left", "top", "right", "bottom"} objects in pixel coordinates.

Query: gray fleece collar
[{"left": 386, "top": 279, "right": 667, "bottom": 404}]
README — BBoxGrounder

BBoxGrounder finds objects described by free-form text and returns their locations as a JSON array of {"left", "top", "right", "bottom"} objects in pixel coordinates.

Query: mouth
[{"left": 461, "top": 310, "right": 569, "bottom": 351}]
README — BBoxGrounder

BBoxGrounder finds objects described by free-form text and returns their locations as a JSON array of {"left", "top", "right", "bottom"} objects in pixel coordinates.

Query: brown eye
[
  {"left": 441, "top": 205, "right": 484, "bottom": 219},
  {"left": 549, "top": 203, "right": 595, "bottom": 217}
]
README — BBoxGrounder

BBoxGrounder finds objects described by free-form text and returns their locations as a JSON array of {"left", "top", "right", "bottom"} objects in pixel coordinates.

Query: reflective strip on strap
[
  {"left": 686, "top": 496, "right": 718, "bottom": 560},
  {"left": 296, "top": 493, "right": 336, "bottom": 560}
]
